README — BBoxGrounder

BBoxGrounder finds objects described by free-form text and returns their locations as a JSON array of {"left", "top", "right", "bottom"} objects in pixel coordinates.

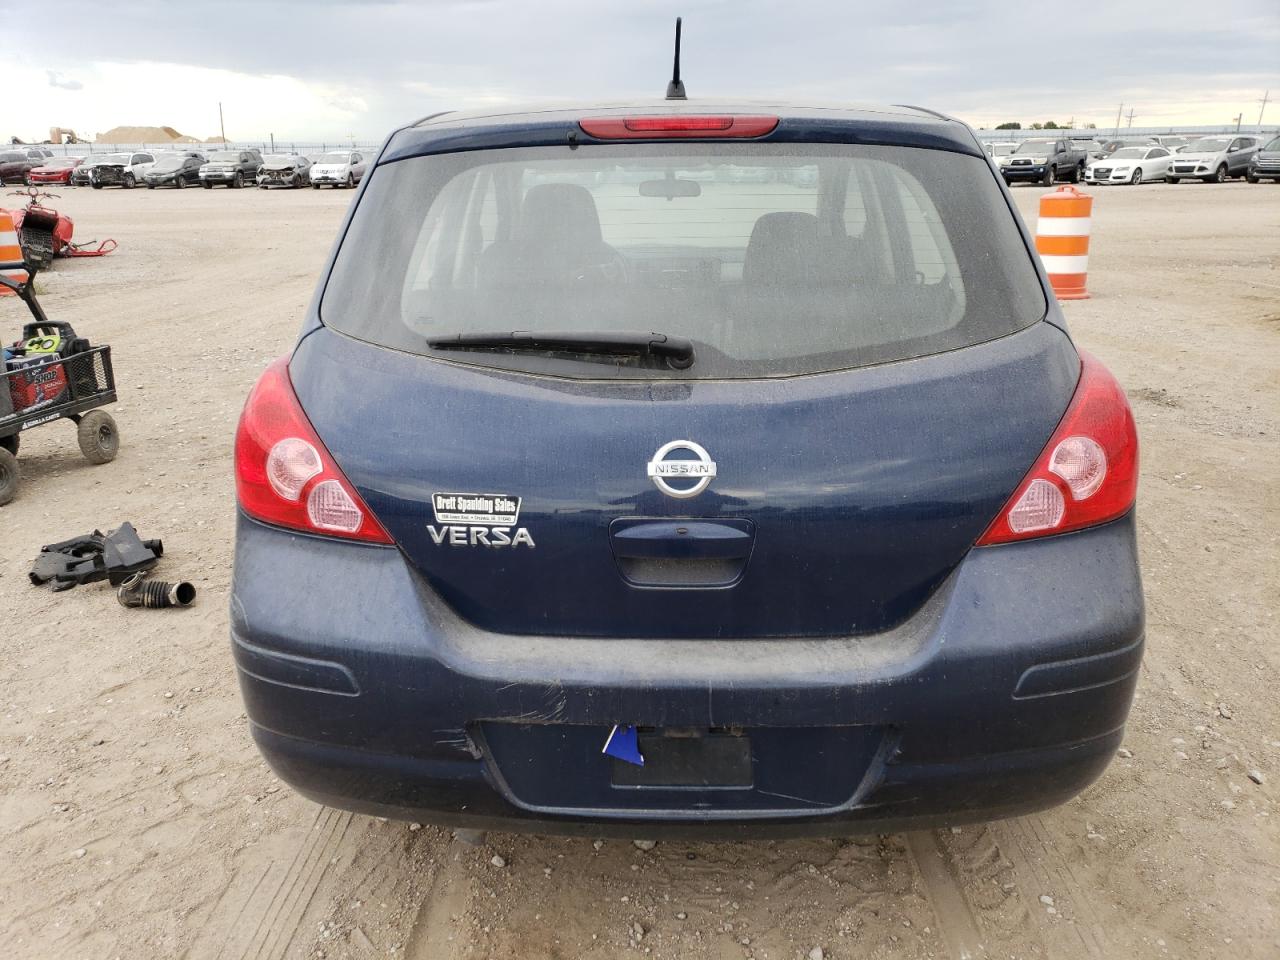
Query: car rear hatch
[{"left": 292, "top": 110, "right": 1076, "bottom": 640}]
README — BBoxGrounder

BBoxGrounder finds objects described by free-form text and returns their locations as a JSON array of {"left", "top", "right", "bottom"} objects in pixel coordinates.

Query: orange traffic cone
[
  {"left": 0, "top": 208, "right": 27, "bottom": 296},
  {"left": 1035, "top": 185, "right": 1092, "bottom": 300}
]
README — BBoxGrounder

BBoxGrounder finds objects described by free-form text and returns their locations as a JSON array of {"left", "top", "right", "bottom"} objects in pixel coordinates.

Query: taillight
[
  {"left": 578, "top": 115, "right": 779, "bottom": 140},
  {"left": 976, "top": 350, "right": 1138, "bottom": 545},
  {"left": 234, "top": 357, "right": 393, "bottom": 544}
]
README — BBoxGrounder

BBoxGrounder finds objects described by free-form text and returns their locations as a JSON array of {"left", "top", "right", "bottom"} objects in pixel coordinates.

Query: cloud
[
  {"left": 47, "top": 70, "right": 83, "bottom": 91},
  {"left": 6, "top": 1, "right": 1279, "bottom": 139}
]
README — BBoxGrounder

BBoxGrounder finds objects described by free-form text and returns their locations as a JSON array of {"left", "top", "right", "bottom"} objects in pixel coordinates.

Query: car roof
[{"left": 384, "top": 99, "right": 981, "bottom": 164}]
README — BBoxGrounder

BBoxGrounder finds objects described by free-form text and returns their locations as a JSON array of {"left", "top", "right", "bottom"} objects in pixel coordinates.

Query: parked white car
[
  {"left": 984, "top": 140, "right": 1018, "bottom": 160},
  {"left": 310, "top": 151, "right": 367, "bottom": 189},
  {"left": 1085, "top": 145, "right": 1174, "bottom": 185},
  {"left": 89, "top": 151, "right": 155, "bottom": 189}
]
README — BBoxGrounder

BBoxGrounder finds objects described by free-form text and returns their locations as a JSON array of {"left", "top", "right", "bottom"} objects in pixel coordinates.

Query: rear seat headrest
[{"left": 743, "top": 211, "right": 843, "bottom": 287}]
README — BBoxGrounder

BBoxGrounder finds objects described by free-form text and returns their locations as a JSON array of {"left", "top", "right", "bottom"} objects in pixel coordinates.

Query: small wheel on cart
[
  {"left": 0, "top": 447, "right": 19, "bottom": 506},
  {"left": 77, "top": 411, "right": 120, "bottom": 464}
]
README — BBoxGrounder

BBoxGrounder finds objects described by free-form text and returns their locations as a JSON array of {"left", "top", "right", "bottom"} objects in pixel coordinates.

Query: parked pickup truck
[{"left": 999, "top": 138, "right": 1089, "bottom": 186}]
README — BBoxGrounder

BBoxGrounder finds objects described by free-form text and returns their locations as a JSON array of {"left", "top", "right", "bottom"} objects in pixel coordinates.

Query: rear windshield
[{"left": 321, "top": 143, "right": 1045, "bottom": 379}]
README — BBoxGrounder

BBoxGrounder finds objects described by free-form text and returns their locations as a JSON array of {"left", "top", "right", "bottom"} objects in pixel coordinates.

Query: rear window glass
[{"left": 321, "top": 143, "right": 1045, "bottom": 379}]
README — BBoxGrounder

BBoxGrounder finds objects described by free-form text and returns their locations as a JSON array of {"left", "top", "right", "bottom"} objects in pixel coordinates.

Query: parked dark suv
[
  {"left": 1247, "top": 135, "right": 1280, "bottom": 183},
  {"left": 0, "top": 148, "right": 52, "bottom": 184},
  {"left": 231, "top": 102, "right": 1143, "bottom": 837},
  {"left": 199, "top": 149, "right": 263, "bottom": 188}
]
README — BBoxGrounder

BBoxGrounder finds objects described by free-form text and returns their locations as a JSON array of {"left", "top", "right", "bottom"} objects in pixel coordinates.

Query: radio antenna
[{"left": 665, "top": 17, "right": 687, "bottom": 100}]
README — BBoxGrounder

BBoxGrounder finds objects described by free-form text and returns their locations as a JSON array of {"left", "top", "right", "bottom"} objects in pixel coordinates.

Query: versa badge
[{"left": 427, "top": 492, "right": 535, "bottom": 549}]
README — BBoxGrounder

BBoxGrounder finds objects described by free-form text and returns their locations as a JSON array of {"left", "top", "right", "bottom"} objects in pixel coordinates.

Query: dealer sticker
[
  {"left": 431, "top": 492, "right": 521, "bottom": 525},
  {"left": 428, "top": 492, "right": 534, "bottom": 549}
]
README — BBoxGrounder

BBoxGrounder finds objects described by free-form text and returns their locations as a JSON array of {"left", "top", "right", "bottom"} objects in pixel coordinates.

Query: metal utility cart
[{"left": 1, "top": 256, "right": 119, "bottom": 505}]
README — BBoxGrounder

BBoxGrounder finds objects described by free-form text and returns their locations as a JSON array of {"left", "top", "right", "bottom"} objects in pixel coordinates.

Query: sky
[{"left": 4, "top": 0, "right": 1278, "bottom": 144}]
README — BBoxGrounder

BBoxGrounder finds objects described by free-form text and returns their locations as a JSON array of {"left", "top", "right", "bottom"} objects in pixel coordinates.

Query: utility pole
[
  {"left": 218, "top": 102, "right": 226, "bottom": 143},
  {"left": 1113, "top": 103, "right": 1123, "bottom": 137},
  {"left": 1232, "top": 113, "right": 1243, "bottom": 133},
  {"left": 1125, "top": 108, "right": 1136, "bottom": 129},
  {"left": 270, "top": 132, "right": 275, "bottom": 153},
  {"left": 1259, "top": 90, "right": 1271, "bottom": 131}
]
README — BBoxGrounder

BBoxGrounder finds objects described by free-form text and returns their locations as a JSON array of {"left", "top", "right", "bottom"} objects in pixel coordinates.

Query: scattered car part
[
  {"left": 117, "top": 573, "right": 196, "bottom": 608},
  {"left": 29, "top": 522, "right": 163, "bottom": 591}
]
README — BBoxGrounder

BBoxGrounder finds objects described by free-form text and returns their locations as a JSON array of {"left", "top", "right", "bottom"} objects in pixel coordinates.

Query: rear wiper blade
[{"left": 427, "top": 330, "right": 695, "bottom": 368}]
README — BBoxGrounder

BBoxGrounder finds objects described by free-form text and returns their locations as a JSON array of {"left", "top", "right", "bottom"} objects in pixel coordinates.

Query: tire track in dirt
[
  {"left": 906, "top": 817, "right": 1116, "bottom": 960},
  {"left": 906, "top": 830, "right": 988, "bottom": 959},
  {"left": 190, "top": 805, "right": 357, "bottom": 960},
  {"left": 993, "top": 817, "right": 1108, "bottom": 958},
  {"left": 405, "top": 836, "right": 474, "bottom": 960}
]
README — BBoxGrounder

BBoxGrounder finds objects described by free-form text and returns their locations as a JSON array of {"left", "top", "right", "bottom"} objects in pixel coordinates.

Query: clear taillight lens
[
  {"left": 1049, "top": 436, "right": 1107, "bottom": 500},
  {"left": 306, "top": 479, "right": 364, "bottom": 534},
  {"left": 1006, "top": 479, "right": 1066, "bottom": 533},
  {"left": 266, "top": 437, "right": 322, "bottom": 501}
]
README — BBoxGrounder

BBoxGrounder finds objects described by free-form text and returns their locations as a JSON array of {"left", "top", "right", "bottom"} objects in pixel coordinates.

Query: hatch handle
[{"left": 609, "top": 519, "right": 754, "bottom": 560}]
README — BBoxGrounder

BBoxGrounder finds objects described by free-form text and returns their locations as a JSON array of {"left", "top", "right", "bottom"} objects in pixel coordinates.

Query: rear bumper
[{"left": 230, "top": 512, "right": 1144, "bottom": 837}]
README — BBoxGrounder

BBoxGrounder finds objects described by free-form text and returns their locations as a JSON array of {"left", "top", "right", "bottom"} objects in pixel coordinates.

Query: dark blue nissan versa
[{"left": 231, "top": 102, "right": 1143, "bottom": 838}]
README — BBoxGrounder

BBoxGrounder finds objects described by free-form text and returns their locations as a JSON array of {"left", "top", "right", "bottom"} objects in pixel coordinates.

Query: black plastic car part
[{"left": 29, "top": 522, "right": 163, "bottom": 591}]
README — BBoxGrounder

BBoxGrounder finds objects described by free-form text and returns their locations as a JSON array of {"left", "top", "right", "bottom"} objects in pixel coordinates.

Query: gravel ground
[{"left": 0, "top": 179, "right": 1276, "bottom": 960}]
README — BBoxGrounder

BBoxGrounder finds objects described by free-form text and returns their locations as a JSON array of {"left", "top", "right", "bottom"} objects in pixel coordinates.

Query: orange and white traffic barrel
[
  {"left": 1035, "top": 185, "right": 1092, "bottom": 300},
  {"left": 0, "top": 208, "right": 27, "bottom": 296}
]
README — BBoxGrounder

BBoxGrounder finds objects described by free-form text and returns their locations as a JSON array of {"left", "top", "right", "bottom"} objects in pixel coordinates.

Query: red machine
[{"left": 1, "top": 187, "right": 113, "bottom": 269}]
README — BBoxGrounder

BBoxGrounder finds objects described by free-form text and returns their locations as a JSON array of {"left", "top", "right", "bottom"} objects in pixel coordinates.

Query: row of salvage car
[
  {"left": 10, "top": 149, "right": 368, "bottom": 190},
  {"left": 985, "top": 133, "right": 1279, "bottom": 186}
]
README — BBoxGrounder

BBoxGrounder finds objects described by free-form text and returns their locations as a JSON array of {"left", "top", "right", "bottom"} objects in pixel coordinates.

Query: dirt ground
[{"left": 0, "top": 178, "right": 1276, "bottom": 960}]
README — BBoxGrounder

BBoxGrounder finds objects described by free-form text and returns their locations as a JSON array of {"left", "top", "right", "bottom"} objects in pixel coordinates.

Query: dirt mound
[{"left": 96, "top": 125, "right": 192, "bottom": 143}]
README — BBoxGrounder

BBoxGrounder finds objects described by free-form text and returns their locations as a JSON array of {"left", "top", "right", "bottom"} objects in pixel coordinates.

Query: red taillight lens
[
  {"left": 976, "top": 350, "right": 1138, "bottom": 545},
  {"left": 234, "top": 357, "right": 393, "bottom": 544},
  {"left": 578, "top": 115, "right": 779, "bottom": 140}
]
